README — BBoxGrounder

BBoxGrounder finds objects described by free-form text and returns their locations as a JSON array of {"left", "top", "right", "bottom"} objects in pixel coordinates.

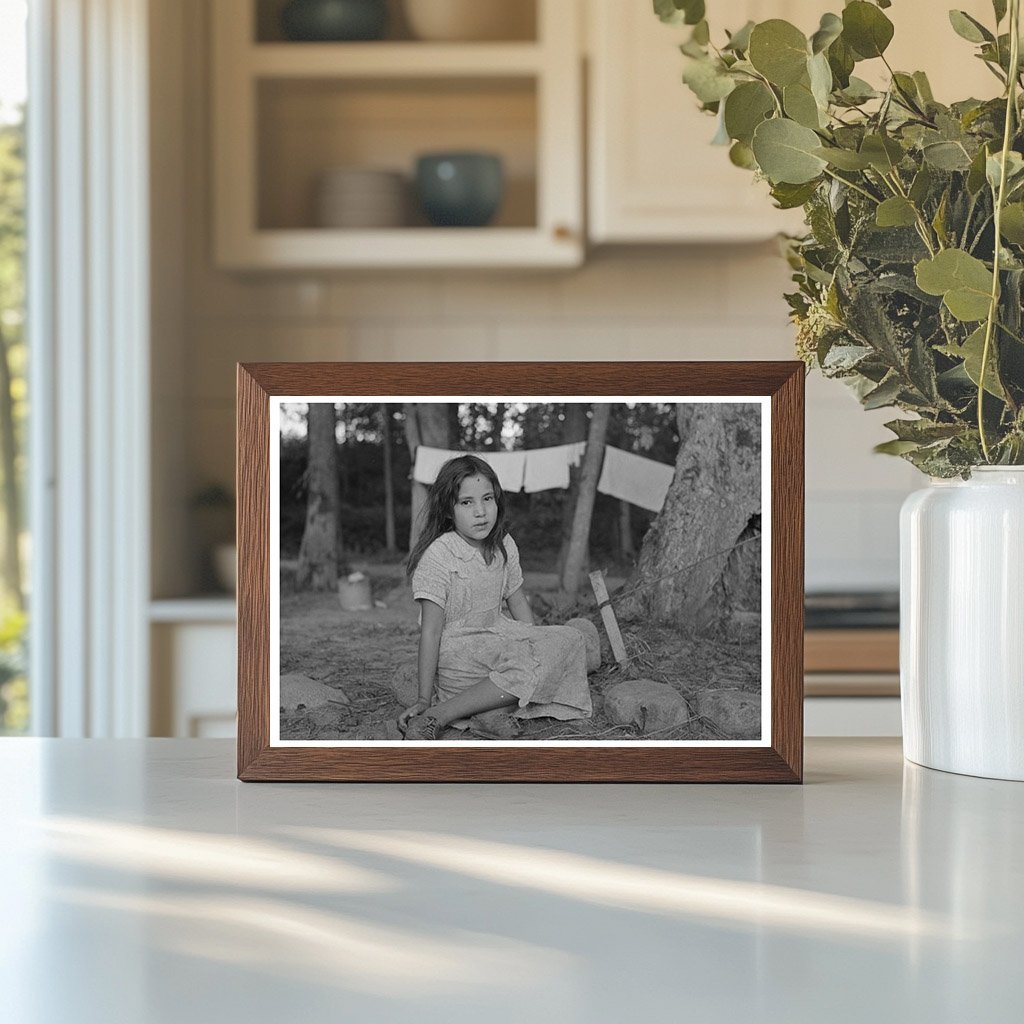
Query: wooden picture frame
[{"left": 237, "top": 362, "right": 804, "bottom": 782}]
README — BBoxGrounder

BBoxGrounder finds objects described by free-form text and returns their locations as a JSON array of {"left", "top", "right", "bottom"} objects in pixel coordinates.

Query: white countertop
[{"left": 1, "top": 737, "right": 1021, "bottom": 1023}]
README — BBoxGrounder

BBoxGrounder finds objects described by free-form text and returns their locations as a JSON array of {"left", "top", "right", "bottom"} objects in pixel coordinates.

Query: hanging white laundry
[
  {"left": 597, "top": 446, "right": 675, "bottom": 513},
  {"left": 523, "top": 444, "right": 573, "bottom": 492},
  {"left": 414, "top": 445, "right": 527, "bottom": 492},
  {"left": 478, "top": 450, "right": 527, "bottom": 492},
  {"left": 412, "top": 446, "right": 462, "bottom": 485},
  {"left": 566, "top": 440, "right": 586, "bottom": 466}
]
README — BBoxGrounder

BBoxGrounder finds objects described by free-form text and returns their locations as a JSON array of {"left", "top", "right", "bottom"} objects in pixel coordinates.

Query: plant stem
[
  {"left": 979, "top": 0, "right": 1020, "bottom": 462},
  {"left": 822, "top": 167, "right": 880, "bottom": 205},
  {"left": 884, "top": 170, "right": 938, "bottom": 255}
]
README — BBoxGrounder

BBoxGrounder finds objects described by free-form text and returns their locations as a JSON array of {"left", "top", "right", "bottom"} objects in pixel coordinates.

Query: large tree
[
  {"left": 617, "top": 403, "right": 761, "bottom": 632},
  {"left": 558, "top": 403, "right": 610, "bottom": 604},
  {"left": 380, "top": 404, "right": 397, "bottom": 555},
  {"left": 403, "top": 402, "right": 451, "bottom": 550},
  {"left": 296, "top": 402, "right": 341, "bottom": 591},
  {"left": 555, "top": 402, "right": 589, "bottom": 576}
]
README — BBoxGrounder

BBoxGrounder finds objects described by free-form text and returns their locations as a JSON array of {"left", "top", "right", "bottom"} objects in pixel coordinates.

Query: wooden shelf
[
  {"left": 212, "top": 0, "right": 582, "bottom": 269},
  {"left": 249, "top": 42, "right": 544, "bottom": 78},
  {"left": 217, "top": 226, "right": 580, "bottom": 270}
]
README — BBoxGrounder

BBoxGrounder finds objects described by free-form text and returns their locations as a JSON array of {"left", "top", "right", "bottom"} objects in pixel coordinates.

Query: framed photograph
[{"left": 237, "top": 362, "right": 803, "bottom": 782}]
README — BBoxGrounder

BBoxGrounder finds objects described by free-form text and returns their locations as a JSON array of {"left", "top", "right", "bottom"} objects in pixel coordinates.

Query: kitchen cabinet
[
  {"left": 150, "top": 601, "right": 237, "bottom": 738},
  {"left": 211, "top": 0, "right": 583, "bottom": 268},
  {"left": 586, "top": 0, "right": 999, "bottom": 244},
  {"left": 587, "top": 0, "right": 810, "bottom": 243}
]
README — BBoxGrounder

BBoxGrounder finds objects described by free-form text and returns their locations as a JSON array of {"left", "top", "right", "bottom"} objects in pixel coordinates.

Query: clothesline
[{"left": 412, "top": 442, "right": 675, "bottom": 513}]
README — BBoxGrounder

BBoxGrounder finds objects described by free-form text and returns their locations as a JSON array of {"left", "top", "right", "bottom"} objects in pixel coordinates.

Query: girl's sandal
[{"left": 404, "top": 714, "right": 442, "bottom": 740}]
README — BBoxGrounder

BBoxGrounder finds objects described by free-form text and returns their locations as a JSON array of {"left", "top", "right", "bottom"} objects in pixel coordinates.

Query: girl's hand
[{"left": 398, "top": 699, "right": 430, "bottom": 733}]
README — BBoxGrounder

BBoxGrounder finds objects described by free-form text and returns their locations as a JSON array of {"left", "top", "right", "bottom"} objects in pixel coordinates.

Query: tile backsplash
[{"left": 181, "top": 246, "right": 917, "bottom": 593}]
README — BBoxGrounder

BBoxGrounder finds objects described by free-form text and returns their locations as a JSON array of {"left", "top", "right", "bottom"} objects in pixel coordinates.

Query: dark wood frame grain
[{"left": 237, "top": 362, "right": 804, "bottom": 782}]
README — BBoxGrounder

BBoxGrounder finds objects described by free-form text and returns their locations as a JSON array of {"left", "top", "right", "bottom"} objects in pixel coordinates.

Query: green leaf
[
  {"left": 751, "top": 118, "right": 828, "bottom": 184},
  {"left": 986, "top": 150, "right": 1024, "bottom": 191},
  {"left": 874, "top": 438, "right": 922, "bottom": 455},
  {"left": 932, "top": 190, "right": 950, "bottom": 247},
  {"left": 993, "top": 0, "right": 1008, "bottom": 24},
  {"left": 827, "top": 35, "right": 855, "bottom": 89},
  {"left": 836, "top": 76, "right": 879, "bottom": 104},
  {"left": 891, "top": 72, "right": 922, "bottom": 109},
  {"left": 683, "top": 2, "right": 706, "bottom": 27},
  {"left": 653, "top": 0, "right": 705, "bottom": 26},
  {"left": 860, "top": 133, "right": 904, "bottom": 173},
  {"left": 770, "top": 180, "right": 820, "bottom": 209},
  {"left": 810, "top": 13, "right": 843, "bottom": 54},
  {"left": 784, "top": 80, "right": 824, "bottom": 129},
  {"left": 808, "top": 51, "right": 833, "bottom": 110},
  {"left": 692, "top": 19, "right": 710, "bottom": 45},
  {"left": 915, "top": 249, "right": 994, "bottom": 322},
  {"left": 711, "top": 109, "right": 731, "bottom": 145},
  {"left": 1000, "top": 203, "right": 1024, "bottom": 245},
  {"left": 967, "top": 144, "right": 991, "bottom": 194},
  {"left": 682, "top": 57, "right": 736, "bottom": 104},
  {"left": 909, "top": 164, "right": 933, "bottom": 205},
  {"left": 842, "top": 1, "right": 894, "bottom": 59},
  {"left": 948, "top": 10, "right": 994, "bottom": 44},
  {"left": 862, "top": 374, "right": 903, "bottom": 409},
  {"left": 884, "top": 418, "right": 963, "bottom": 443},
  {"left": 723, "top": 81, "right": 775, "bottom": 145},
  {"left": 748, "top": 20, "right": 809, "bottom": 87},
  {"left": 912, "top": 71, "right": 935, "bottom": 104},
  {"left": 813, "top": 146, "right": 872, "bottom": 170},
  {"left": 876, "top": 197, "right": 918, "bottom": 228},
  {"left": 729, "top": 140, "right": 757, "bottom": 169},
  {"left": 939, "top": 325, "right": 1006, "bottom": 398},
  {"left": 922, "top": 140, "right": 972, "bottom": 171},
  {"left": 724, "top": 20, "right": 755, "bottom": 53}
]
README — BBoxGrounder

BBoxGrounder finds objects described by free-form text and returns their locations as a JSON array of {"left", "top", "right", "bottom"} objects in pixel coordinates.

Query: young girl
[{"left": 398, "top": 454, "right": 593, "bottom": 740}]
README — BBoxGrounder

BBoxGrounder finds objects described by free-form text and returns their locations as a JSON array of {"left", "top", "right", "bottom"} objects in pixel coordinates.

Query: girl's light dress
[{"left": 412, "top": 531, "right": 593, "bottom": 721}]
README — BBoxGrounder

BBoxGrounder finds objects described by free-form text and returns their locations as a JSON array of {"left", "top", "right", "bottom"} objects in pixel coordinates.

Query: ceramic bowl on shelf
[
  {"left": 402, "top": 0, "right": 534, "bottom": 41},
  {"left": 414, "top": 152, "right": 504, "bottom": 227},
  {"left": 315, "top": 167, "right": 407, "bottom": 228},
  {"left": 280, "top": 0, "right": 388, "bottom": 42}
]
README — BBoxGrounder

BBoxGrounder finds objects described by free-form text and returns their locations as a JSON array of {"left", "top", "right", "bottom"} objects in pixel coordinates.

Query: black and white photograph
[{"left": 270, "top": 398, "right": 769, "bottom": 745}]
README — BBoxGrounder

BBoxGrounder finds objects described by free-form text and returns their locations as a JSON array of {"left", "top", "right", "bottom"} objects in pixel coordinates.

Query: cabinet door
[
  {"left": 588, "top": 0, "right": 814, "bottom": 242},
  {"left": 588, "top": 0, "right": 997, "bottom": 244}
]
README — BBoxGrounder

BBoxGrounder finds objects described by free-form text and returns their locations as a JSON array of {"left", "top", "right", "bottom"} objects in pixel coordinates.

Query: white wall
[{"left": 153, "top": 0, "right": 921, "bottom": 599}]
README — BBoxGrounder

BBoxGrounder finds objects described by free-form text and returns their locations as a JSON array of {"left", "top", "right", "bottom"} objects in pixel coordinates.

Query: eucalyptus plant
[{"left": 657, "top": 0, "right": 1024, "bottom": 475}]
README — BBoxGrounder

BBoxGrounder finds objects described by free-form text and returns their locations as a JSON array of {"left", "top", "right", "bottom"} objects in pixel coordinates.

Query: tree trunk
[
  {"left": 556, "top": 402, "right": 588, "bottom": 576},
  {"left": 618, "top": 500, "right": 634, "bottom": 561},
  {"left": 493, "top": 402, "right": 505, "bottom": 449},
  {"left": 559, "top": 403, "right": 610, "bottom": 602},
  {"left": 0, "top": 324, "right": 22, "bottom": 608},
  {"left": 380, "top": 404, "right": 397, "bottom": 554},
  {"left": 296, "top": 402, "right": 341, "bottom": 592},
  {"left": 404, "top": 402, "right": 451, "bottom": 550},
  {"left": 616, "top": 403, "right": 761, "bottom": 632}
]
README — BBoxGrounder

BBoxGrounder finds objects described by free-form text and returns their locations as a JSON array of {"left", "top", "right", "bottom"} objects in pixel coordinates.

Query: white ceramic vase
[{"left": 900, "top": 467, "right": 1024, "bottom": 780}]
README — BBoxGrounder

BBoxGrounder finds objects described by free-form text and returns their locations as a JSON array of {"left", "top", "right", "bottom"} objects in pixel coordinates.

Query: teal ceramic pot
[
  {"left": 281, "top": 0, "right": 388, "bottom": 41},
  {"left": 415, "top": 152, "right": 505, "bottom": 227}
]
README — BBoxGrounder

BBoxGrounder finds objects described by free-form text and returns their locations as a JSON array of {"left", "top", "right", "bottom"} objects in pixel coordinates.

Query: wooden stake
[{"left": 589, "top": 570, "right": 628, "bottom": 668}]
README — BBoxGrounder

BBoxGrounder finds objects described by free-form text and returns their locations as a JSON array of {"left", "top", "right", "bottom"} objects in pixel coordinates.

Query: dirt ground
[{"left": 279, "top": 562, "right": 761, "bottom": 742}]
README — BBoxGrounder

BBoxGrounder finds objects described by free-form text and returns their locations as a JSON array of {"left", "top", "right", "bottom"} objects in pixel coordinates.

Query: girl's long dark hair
[{"left": 406, "top": 455, "right": 509, "bottom": 577}]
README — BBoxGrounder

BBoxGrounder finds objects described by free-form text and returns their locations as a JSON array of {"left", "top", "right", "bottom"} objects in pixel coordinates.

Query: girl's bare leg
[{"left": 425, "top": 680, "right": 517, "bottom": 727}]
